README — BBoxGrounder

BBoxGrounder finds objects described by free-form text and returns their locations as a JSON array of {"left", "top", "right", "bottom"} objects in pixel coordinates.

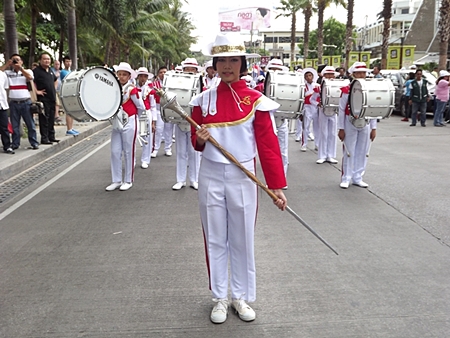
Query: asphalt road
[{"left": 1, "top": 115, "right": 449, "bottom": 337}]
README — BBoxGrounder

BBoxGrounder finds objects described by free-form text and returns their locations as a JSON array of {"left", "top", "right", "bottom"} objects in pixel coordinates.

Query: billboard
[
  {"left": 387, "top": 45, "right": 415, "bottom": 69},
  {"left": 219, "top": 3, "right": 274, "bottom": 33}
]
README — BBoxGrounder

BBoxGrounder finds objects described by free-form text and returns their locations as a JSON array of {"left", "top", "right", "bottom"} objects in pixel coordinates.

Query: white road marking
[{"left": 0, "top": 140, "right": 111, "bottom": 222}]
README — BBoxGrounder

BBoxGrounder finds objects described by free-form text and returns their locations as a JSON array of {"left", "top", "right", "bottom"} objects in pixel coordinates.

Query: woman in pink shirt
[{"left": 434, "top": 70, "right": 450, "bottom": 126}]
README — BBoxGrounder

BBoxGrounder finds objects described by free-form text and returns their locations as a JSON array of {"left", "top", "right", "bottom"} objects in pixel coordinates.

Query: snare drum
[
  {"left": 161, "top": 72, "right": 202, "bottom": 131},
  {"left": 321, "top": 78, "right": 350, "bottom": 116},
  {"left": 60, "top": 67, "right": 122, "bottom": 122},
  {"left": 264, "top": 70, "right": 305, "bottom": 119},
  {"left": 349, "top": 78, "right": 395, "bottom": 119}
]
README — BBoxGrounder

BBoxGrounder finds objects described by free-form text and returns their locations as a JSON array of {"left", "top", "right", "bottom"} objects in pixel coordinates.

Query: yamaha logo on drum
[{"left": 94, "top": 73, "right": 114, "bottom": 87}]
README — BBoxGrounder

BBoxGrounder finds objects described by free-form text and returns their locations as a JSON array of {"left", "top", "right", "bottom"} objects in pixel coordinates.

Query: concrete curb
[{"left": 0, "top": 121, "right": 110, "bottom": 183}]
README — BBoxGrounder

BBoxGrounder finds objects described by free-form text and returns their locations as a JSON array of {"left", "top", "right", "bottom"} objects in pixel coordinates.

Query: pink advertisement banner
[{"left": 219, "top": 6, "right": 272, "bottom": 33}]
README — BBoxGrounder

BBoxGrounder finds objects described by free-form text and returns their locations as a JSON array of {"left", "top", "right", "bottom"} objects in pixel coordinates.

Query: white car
[{"left": 380, "top": 69, "right": 436, "bottom": 114}]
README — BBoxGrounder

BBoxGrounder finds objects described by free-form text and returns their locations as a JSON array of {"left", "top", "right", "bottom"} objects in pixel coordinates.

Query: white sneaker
[
  {"left": 172, "top": 182, "right": 186, "bottom": 190},
  {"left": 105, "top": 182, "right": 122, "bottom": 191},
  {"left": 353, "top": 181, "right": 369, "bottom": 188},
  {"left": 141, "top": 162, "right": 149, "bottom": 169},
  {"left": 151, "top": 150, "right": 157, "bottom": 158},
  {"left": 210, "top": 298, "right": 228, "bottom": 324},
  {"left": 282, "top": 185, "right": 288, "bottom": 190},
  {"left": 190, "top": 182, "right": 198, "bottom": 190},
  {"left": 339, "top": 181, "right": 349, "bottom": 189},
  {"left": 295, "top": 137, "right": 301, "bottom": 142},
  {"left": 119, "top": 182, "right": 133, "bottom": 191},
  {"left": 316, "top": 158, "right": 326, "bottom": 164},
  {"left": 165, "top": 150, "right": 172, "bottom": 156},
  {"left": 300, "top": 146, "right": 307, "bottom": 152},
  {"left": 327, "top": 158, "right": 338, "bottom": 164},
  {"left": 231, "top": 298, "right": 256, "bottom": 322},
  {"left": 308, "top": 135, "right": 315, "bottom": 141},
  {"left": 314, "top": 145, "right": 318, "bottom": 151}
]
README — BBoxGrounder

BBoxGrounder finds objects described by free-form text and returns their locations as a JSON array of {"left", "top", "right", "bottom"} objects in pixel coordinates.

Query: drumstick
[
  {"left": 366, "top": 141, "right": 372, "bottom": 157},
  {"left": 342, "top": 140, "right": 351, "bottom": 157}
]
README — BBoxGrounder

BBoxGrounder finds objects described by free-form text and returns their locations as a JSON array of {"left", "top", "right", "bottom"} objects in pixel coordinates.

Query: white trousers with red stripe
[
  {"left": 110, "top": 115, "right": 137, "bottom": 184},
  {"left": 174, "top": 126, "right": 200, "bottom": 183},
  {"left": 341, "top": 117, "right": 370, "bottom": 184},
  {"left": 318, "top": 110, "right": 337, "bottom": 160},
  {"left": 140, "top": 115, "right": 153, "bottom": 165},
  {"left": 198, "top": 157, "right": 257, "bottom": 302},
  {"left": 302, "top": 104, "right": 320, "bottom": 148}
]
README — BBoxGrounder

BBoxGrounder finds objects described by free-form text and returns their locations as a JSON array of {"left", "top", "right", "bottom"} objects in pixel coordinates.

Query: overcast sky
[{"left": 182, "top": 0, "right": 384, "bottom": 51}]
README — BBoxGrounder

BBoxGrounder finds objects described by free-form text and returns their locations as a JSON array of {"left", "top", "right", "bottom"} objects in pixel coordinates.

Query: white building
[{"left": 355, "top": 0, "right": 440, "bottom": 62}]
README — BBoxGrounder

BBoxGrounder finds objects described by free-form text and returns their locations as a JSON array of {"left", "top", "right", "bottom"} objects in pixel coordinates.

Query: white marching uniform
[
  {"left": 318, "top": 107, "right": 337, "bottom": 160},
  {"left": 203, "top": 75, "right": 220, "bottom": 90},
  {"left": 302, "top": 82, "right": 321, "bottom": 148},
  {"left": 275, "top": 118, "right": 289, "bottom": 176},
  {"left": 174, "top": 123, "right": 200, "bottom": 184},
  {"left": 295, "top": 117, "right": 303, "bottom": 142},
  {"left": 111, "top": 85, "right": 145, "bottom": 184},
  {"left": 137, "top": 82, "right": 158, "bottom": 166},
  {"left": 151, "top": 79, "right": 174, "bottom": 154},
  {"left": 190, "top": 80, "right": 286, "bottom": 302},
  {"left": 338, "top": 86, "right": 377, "bottom": 184}
]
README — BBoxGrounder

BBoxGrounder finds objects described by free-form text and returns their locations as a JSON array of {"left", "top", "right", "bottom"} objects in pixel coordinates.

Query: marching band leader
[{"left": 189, "top": 34, "right": 287, "bottom": 324}]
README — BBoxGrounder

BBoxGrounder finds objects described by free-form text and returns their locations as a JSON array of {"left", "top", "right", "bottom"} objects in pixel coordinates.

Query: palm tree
[
  {"left": 379, "top": 0, "right": 392, "bottom": 70},
  {"left": 344, "top": 0, "right": 354, "bottom": 70},
  {"left": 316, "top": 0, "right": 346, "bottom": 64},
  {"left": 3, "top": 0, "right": 18, "bottom": 58},
  {"left": 438, "top": 0, "right": 450, "bottom": 70},
  {"left": 276, "top": 0, "right": 304, "bottom": 65},
  {"left": 302, "top": 1, "right": 315, "bottom": 61},
  {"left": 67, "top": 0, "right": 78, "bottom": 70}
]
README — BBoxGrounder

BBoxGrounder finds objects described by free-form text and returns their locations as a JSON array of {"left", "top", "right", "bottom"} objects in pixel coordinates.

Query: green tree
[
  {"left": 306, "top": 18, "right": 347, "bottom": 57},
  {"left": 3, "top": 0, "right": 18, "bottom": 58},
  {"left": 315, "top": 0, "right": 346, "bottom": 64},
  {"left": 276, "top": 0, "right": 305, "bottom": 63}
]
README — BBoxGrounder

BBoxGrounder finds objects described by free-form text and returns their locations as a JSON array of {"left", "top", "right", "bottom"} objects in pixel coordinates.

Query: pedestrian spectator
[
  {"left": 433, "top": 70, "right": 450, "bottom": 127},
  {"left": 51, "top": 59, "right": 62, "bottom": 123},
  {"left": 336, "top": 67, "right": 348, "bottom": 79},
  {"left": 401, "top": 72, "right": 415, "bottom": 122},
  {"left": 372, "top": 66, "right": 383, "bottom": 78},
  {"left": 1, "top": 54, "right": 39, "bottom": 150},
  {"left": 33, "top": 52, "right": 59, "bottom": 144},
  {"left": 59, "top": 56, "right": 79, "bottom": 136},
  {"left": 0, "top": 68, "right": 14, "bottom": 154},
  {"left": 431, "top": 66, "right": 438, "bottom": 78},
  {"left": 408, "top": 69, "right": 430, "bottom": 127}
]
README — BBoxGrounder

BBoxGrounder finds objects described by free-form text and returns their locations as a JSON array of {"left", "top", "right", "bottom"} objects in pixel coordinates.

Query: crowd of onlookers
[{"left": 0, "top": 52, "right": 79, "bottom": 155}]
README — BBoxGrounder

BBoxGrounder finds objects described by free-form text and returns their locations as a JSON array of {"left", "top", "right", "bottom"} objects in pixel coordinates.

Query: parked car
[{"left": 380, "top": 69, "right": 437, "bottom": 115}]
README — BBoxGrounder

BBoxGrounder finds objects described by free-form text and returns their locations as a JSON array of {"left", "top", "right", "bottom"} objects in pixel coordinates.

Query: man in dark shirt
[{"left": 33, "top": 52, "right": 59, "bottom": 144}]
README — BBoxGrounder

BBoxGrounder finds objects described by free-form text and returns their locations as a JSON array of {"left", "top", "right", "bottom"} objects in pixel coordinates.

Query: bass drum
[
  {"left": 162, "top": 71, "right": 202, "bottom": 132},
  {"left": 349, "top": 78, "right": 395, "bottom": 119},
  {"left": 60, "top": 67, "right": 122, "bottom": 122},
  {"left": 264, "top": 70, "right": 304, "bottom": 119},
  {"left": 321, "top": 78, "right": 350, "bottom": 116}
]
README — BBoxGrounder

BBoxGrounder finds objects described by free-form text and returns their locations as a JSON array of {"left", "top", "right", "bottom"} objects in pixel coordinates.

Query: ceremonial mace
[{"left": 156, "top": 89, "right": 338, "bottom": 256}]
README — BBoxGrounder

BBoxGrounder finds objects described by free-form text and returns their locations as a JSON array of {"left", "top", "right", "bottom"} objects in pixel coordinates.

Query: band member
[
  {"left": 150, "top": 66, "right": 174, "bottom": 157},
  {"left": 338, "top": 61, "right": 376, "bottom": 189},
  {"left": 301, "top": 67, "right": 320, "bottom": 152},
  {"left": 190, "top": 34, "right": 287, "bottom": 324},
  {"left": 266, "top": 58, "right": 290, "bottom": 182},
  {"left": 135, "top": 67, "right": 157, "bottom": 169},
  {"left": 106, "top": 62, "right": 145, "bottom": 191},
  {"left": 295, "top": 68, "right": 303, "bottom": 142},
  {"left": 171, "top": 58, "right": 202, "bottom": 190},
  {"left": 203, "top": 60, "right": 220, "bottom": 90},
  {"left": 254, "top": 75, "right": 265, "bottom": 93},
  {"left": 317, "top": 66, "right": 338, "bottom": 164}
]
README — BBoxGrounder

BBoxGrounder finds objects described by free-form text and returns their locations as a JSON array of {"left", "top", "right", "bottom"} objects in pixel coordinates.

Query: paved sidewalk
[{"left": 0, "top": 113, "right": 109, "bottom": 182}]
